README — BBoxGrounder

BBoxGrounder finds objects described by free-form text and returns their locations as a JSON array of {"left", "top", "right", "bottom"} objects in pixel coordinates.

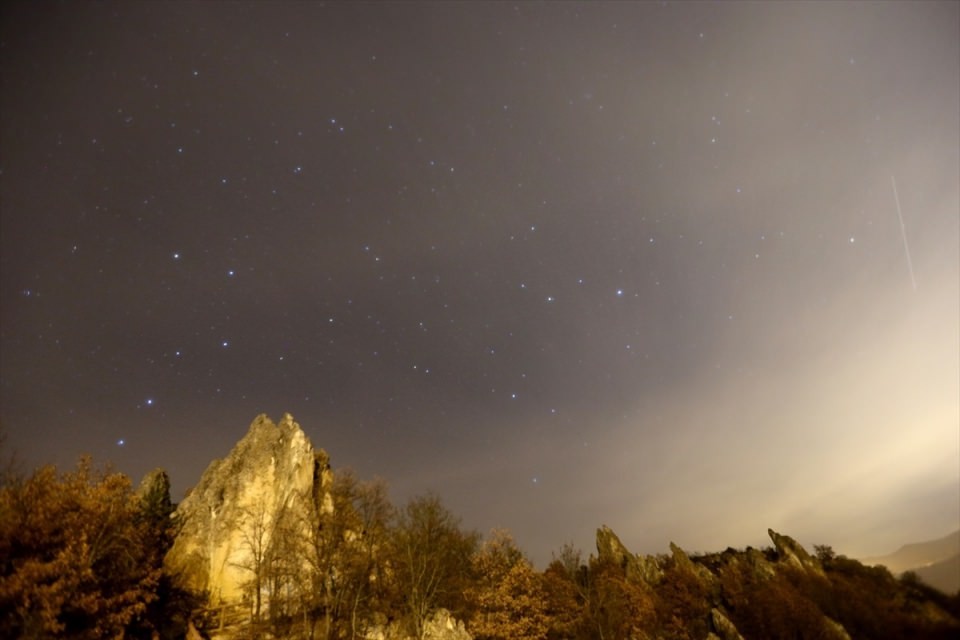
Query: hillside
[
  {"left": 862, "top": 530, "right": 960, "bottom": 593},
  {"left": 914, "top": 554, "right": 960, "bottom": 595},
  {"left": 862, "top": 530, "right": 960, "bottom": 573}
]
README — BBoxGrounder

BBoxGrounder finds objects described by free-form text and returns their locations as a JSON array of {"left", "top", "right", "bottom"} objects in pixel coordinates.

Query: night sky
[{"left": 2, "top": 1, "right": 958, "bottom": 565}]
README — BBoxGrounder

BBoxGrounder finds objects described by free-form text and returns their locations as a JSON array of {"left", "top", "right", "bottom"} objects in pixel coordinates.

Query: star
[{"left": 2, "top": 0, "right": 954, "bottom": 575}]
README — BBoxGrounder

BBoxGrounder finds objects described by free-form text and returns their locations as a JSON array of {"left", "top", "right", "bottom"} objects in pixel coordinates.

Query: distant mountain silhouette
[
  {"left": 913, "top": 554, "right": 960, "bottom": 595},
  {"left": 862, "top": 530, "right": 960, "bottom": 593}
]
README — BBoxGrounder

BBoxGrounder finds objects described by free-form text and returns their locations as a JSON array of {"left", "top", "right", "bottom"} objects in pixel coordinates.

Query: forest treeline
[{"left": 2, "top": 455, "right": 959, "bottom": 639}]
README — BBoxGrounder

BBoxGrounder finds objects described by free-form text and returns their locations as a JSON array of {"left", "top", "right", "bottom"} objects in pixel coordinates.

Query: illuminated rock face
[{"left": 165, "top": 413, "right": 331, "bottom": 603}]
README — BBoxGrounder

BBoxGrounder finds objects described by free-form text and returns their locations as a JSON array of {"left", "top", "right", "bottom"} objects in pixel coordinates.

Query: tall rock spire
[{"left": 165, "top": 414, "right": 330, "bottom": 604}]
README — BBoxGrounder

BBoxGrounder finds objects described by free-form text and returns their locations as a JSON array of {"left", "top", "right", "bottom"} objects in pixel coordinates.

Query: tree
[
  {"left": 263, "top": 503, "right": 306, "bottom": 637},
  {"left": 340, "top": 475, "right": 393, "bottom": 639},
  {"left": 542, "top": 549, "right": 583, "bottom": 640},
  {"left": 543, "top": 543, "right": 603, "bottom": 639},
  {"left": 388, "top": 494, "right": 479, "bottom": 640},
  {"left": 469, "top": 529, "right": 549, "bottom": 640},
  {"left": 300, "top": 469, "right": 362, "bottom": 639},
  {"left": 813, "top": 544, "right": 836, "bottom": 565},
  {"left": 0, "top": 458, "right": 159, "bottom": 638},
  {"left": 128, "top": 469, "right": 203, "bottom": 640},
  {"left": 654, "top": 559, "right": 711, "bottom": 640},
  {"left": 581, "top": 555, "right": 656, "bottom": 640},
  {"left": 232, "top": 500, "right": 272, "bottom": 628}
]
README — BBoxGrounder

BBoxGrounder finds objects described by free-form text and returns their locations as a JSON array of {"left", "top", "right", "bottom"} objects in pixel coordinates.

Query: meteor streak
[{"left": 891, "top": 175, "right": 917, "bottom": 291}]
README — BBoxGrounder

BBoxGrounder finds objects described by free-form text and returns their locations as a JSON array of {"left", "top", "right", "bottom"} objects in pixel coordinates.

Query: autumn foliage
[
  {"left": 469, "top": 530, "right": 549, "bottom": 640},
  {"left": 0, "top": 458, "right": 157, "bottom": 637},
  {"left": 2, "top": 452, "right": 959, "bottom": 640}
]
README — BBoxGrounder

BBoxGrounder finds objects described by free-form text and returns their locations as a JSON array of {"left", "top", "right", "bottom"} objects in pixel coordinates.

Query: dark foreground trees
[
  {"left": 0, "top": 459, "right": 200, "bottom": 639},
  {"left": 390, "top": 494, "right": 479, "bottom": 640},
  {"left": 295, "top": 470, "right": 393, "bottom": 640},
  {"left": 0, "top": 458, "right": 189, "bottom": 638}
]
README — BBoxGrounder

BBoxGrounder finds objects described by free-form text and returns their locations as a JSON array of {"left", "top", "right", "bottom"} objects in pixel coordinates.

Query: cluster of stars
[{"left": 4, "top": 4, "right": 952, "bottom": 569}]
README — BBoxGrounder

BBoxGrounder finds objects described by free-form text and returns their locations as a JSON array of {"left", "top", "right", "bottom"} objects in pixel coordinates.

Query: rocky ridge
[{"left": 595, "top": 525, "right": 849, "bottom": 640}]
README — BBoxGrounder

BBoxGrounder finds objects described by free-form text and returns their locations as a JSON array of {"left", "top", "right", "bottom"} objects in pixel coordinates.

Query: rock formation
[
  {"left": 596, "top": 524, "right": 663, "bottom": 586},
  {"left": 422, "top": 609, "right": 473, "bottom": 640},
  {"left": 137, "top": 467, "right": 172, "bottom": 504},
  {"left": 710, "top": 607, "right": 745, "bottom": 640},
  {"left": 595, "top": 526, "right": 851, "bottom": 639},
  {"left": 767, "top": 527, "right": 825, "bottom": 577},
  {"left": 165, "top": 413, "right": 331, "bottom": 604}
]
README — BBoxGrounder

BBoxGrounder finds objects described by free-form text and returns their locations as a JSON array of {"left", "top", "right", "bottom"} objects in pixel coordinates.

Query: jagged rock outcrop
[
  {"left": 596, "top": 524, "right": 663, "bottom": 586},
  {"left": 768, "top": 528, "right": 825, "bottom": 577},
  {"left": 710, "top": 607, "right": 745, "bottom": 640},
  {"left": 137, "top": 468, "right": 172, "bottom": 502},
  {"left": 165, "top": 413, "right": 331, "bottom": 603},
  {"left": 597, "top": 526, "right": 861, "bottom": 640},
  {"left": 365, "top": 609, "right": 472, "bottom": 640},
  {"left": 671, "top": 541, "right": 716, "bottom": 586},
  {"left": 423, "top": 608, "right": 473, "bottom": 640}
]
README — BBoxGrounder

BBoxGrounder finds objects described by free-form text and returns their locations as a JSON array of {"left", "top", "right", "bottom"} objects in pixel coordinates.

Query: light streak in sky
[{"left": 891, "top": 175, "right": 917, "bottom": 292}]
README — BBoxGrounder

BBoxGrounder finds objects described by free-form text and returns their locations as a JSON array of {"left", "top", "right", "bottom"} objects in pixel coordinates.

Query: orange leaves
[
  {"left": 468, "top": 530, "right": 550, "bottom": 640},
  {"left": 0, "top": 457, "right": 161, "bottom": 638}
]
